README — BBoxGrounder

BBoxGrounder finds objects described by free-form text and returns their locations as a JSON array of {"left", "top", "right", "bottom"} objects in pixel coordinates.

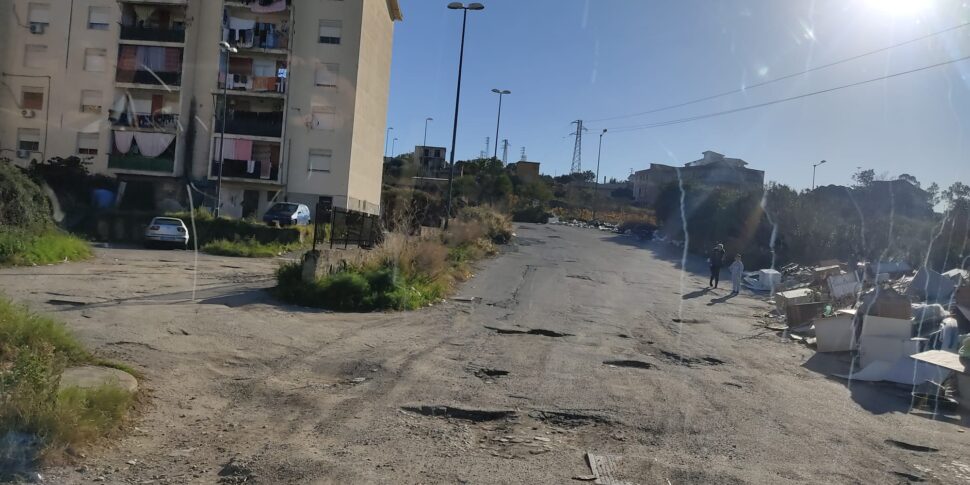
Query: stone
[{"left": 59, "top": 366, "right": 137, "bottom": 394}]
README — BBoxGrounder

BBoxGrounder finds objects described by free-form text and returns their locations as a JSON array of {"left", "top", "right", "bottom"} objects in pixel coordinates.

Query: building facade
[
  {"left": 630, "top": 151, "right": 764, "bottom": 205},
  {"left": 411, "top": 145, "right": 446, "bottom": 178},
  {"left": 0, "top": 0, "right": 401, "bottom": 217}
]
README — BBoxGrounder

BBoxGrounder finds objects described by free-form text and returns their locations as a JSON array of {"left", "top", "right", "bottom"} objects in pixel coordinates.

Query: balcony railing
[
  {"left": 210, "top": 159, "right": 280, "bottom": 182},
  {"left": 215, "top": 112, "right": 283, "bottom": 137},
  {"left": 121, "top": 25, "right": 186, "bottom": 43},
  {"left": 109, "top": 154, "right": 175, "bottom": 173},
  {"left": 116, "top": 70, "right": 181, "bottom": 86},
  {"left": 111, "top": 112, "right": 179, "bottom": 131}
]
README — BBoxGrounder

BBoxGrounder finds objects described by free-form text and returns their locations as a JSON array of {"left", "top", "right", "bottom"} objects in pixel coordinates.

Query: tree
[
  {"left": 852, "top": 168, "right": 875, "bottom": 188},
  {"left": 926, "top": 182, "right": 941, "bottom": 206},
  {"left": 897, "top": 173, "right": 920, "bottom": 188},
  {"left": 942, "top": 182, "right": 970, "bottom": 208}
]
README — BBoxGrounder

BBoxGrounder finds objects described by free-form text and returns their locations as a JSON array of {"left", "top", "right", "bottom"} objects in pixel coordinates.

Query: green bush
[
  {"left": 511, "top": 206, "right": 550, "bottom": 223},
  {"left": 0, "top": 159, "right": 52, "bottom": 228},
  {"left": 0, "top": 228, "right": 92, "bottom": 267},
  {"left": 273, "top": 263, "right": 443, "bottom": 312},
  {"left": 201, "top": 238, "right": 300, "bottom": 258},
  {"left": 167, "top": 211, "right": 304, "bottom": 246}
]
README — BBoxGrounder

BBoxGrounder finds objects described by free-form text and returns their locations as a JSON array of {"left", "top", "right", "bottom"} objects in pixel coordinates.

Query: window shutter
[
  {"left": 309, "top": 149, "right": 332, "bottom": 172},
  {"left": 28, "top": 3, "right": 50, "bottom": 24},
  {"left": 89, "top": 6, "right": 112, "bottom": 26},
  {"left": 85, "top": 48, "right": 107, "bottom": 71},
  {"left": 315, "top": 63, "right": 338, "bottom": 87}
]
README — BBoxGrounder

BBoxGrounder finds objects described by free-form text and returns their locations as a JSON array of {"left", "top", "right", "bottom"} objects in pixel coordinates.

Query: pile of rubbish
[{"left": 761, "top": 261, "right": 970, "bottom": 415}]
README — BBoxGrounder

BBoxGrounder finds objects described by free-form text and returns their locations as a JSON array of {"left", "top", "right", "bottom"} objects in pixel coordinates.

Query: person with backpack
[{"left": 708, "top": 243, "right": 725, "bottom": 288}]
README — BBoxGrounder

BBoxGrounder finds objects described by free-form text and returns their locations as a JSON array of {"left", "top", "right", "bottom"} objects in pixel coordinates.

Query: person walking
[
  {"left": 708, "top": 243, "right": 725, "bottom": 288},
  {"left": 729, "top": 253, "right": 744, "bottom": 296}
]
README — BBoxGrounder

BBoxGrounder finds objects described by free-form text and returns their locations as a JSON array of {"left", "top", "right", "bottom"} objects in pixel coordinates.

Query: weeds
[
  {"left": 201, "top": 238, "right": 302, "bottom": 258},
  {"left": 0, "top": 228, "right": 92, "bottom": 267}
]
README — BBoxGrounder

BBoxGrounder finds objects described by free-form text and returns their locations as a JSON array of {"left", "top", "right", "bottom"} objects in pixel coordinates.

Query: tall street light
[
  {"left": 490, "top": 88, "right": 510, "bottom": 160},
  {"left": 444, "top": 2, "right": 484, "bottom": 228},
  {"left": 215, "top": 41, "right": 237, "bottom": 218},
  {"left": 812, "top": 159, "right": 827, "bottom": 190},
  {"left": 384, "top": 126, "right": 394, "bottom": 157},
  {"left": 592, "top": 129, "right": 607, "bottom": 221},
  {"left": 423, "top": 117, "right": 433, "bottom": 146}
]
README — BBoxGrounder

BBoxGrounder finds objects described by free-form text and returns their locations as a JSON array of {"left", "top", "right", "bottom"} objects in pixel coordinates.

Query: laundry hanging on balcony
[
  {"left": 234, "top": 138, "right": 254, "bottom": 161},
  {"left": 114, "top": 131, "right": 135, "bottom": 154},
  {"left": 133, "top": 133, "right": 175, "bottom": 158},
  {"left": 213, "top": 137, "right": 237, "bottom": 161}
]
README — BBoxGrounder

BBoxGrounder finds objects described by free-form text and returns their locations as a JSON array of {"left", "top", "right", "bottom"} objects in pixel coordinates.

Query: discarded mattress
[{"left": 835, "top": 358, "right": 948, "bottom": 385}]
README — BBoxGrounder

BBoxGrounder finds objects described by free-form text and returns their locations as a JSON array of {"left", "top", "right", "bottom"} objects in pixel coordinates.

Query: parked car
[
  {"left": 263, "top": 202, "right": 311, "bottom": 226},
  {"left": 144, "top": 217, "right": 189, "bottom": 249}
]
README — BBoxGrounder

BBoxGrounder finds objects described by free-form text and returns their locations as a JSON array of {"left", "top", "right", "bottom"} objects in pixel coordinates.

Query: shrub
[
  {"left": 201, "top": 238, "right": 299, "bottom": 258},
  {"left": 0, "top": 228, "right": 92, "bottom": 267},
  {"left": 442, "top": 221, "right": 485, "bottom": 247},
  {"left": 511, "top": 206, "right": 550, "bottom": 224},
  {"left": 166, "top": 210, "right": 304, "bottom": 246},
  {"left": 459, "top": 207, "right": 512, "bottom": 244},
  {"left": 0, "top": 159, "right": 52, "bottom": 228}
]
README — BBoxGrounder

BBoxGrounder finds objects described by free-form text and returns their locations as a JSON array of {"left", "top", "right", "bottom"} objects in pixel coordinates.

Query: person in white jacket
[{"left": 728, "top": 254, "right": 744, "bottom": 296}]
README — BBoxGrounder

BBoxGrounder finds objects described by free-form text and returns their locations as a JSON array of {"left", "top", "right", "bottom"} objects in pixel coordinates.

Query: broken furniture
[
  {"left": 910, "top": 350, "right": 970, "bottom": 412},
  {"left": 774, "top": 288, "right": 815, "bottom": 314},
  {"left": 786, "top": 302, "right": 828, "bottom": 327},
  {"left": 906, "top": 267, "right": 957, "bottom": 303}
]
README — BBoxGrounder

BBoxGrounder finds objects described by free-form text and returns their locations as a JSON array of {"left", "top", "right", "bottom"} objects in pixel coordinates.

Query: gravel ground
[{"left": 1, "top": 227, "right": 968, "bottom": 484}]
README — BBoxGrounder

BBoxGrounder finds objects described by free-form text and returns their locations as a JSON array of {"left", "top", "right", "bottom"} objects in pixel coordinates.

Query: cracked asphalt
[{"left": 2, "top": 224, "right": 968, "bottom": 484}]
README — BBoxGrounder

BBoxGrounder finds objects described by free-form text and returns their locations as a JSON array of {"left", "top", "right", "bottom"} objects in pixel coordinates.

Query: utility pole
[
  {"left": 592, "top": 129, "right": 607, "bottom": 221},
  {"left": 483, "top": 137, "right": 489, "bottom": 159},
  {"left": 520, "top": 147, "right": 526, "bottom": 161},
  {"left": 501, "top": 139, "right": 509, "bottom": 164},
  {"left": 570, "top": 120, "right": 586, "bottom": 173}
]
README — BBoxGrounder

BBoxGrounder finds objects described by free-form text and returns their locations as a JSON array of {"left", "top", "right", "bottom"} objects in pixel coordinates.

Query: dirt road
[{"left": 3, "top": 226, "right": 968, "bottom": 484}]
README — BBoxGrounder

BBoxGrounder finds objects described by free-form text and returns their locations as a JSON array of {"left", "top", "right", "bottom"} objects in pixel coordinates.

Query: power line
[
  {"left": 587, "top": 21, "right": 970, "bottom": 123},
  {"left": 604, "top": 54, "right": 970, "bottom": 134}
]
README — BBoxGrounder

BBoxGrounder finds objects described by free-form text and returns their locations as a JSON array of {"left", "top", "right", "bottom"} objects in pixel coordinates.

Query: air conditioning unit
[
  {"left": 29, "top": 22, "right": 45, "bottom": 34},
  {"left": 81, "top": 105, "right": 102, "bottom": 113},
  {"left": 21, "top": 109, "right": 36, "bottom": 118},
  {"left": 16, "top": 149, "right": 29, "bottom": 159}
]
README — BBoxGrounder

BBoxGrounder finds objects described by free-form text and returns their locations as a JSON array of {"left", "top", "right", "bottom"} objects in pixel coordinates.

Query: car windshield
[{"left": 2, "top": 1, "right": 969, "bottom": 483}]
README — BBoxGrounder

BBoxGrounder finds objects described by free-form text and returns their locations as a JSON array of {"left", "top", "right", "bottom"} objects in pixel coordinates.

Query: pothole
[
  {"left": 474, "top": 368, "right": 509, "bottom": 380},
  {"left": 659, "top": 350, "right": 725, "bottom": 367},
  {"left": 567, "top": 274, "right": 594, "bottom": 281},
  {"left": 484, "top": 326, "right": 572, "bottom": 337},
  {"left": 603, "top": 360, "right": 654, "bottom": 370},
  {"left": 401, "top": 405, "right": 516, "bottom": 422},
  {"left": 891, "top": 471, "right": 926, "bottom": 482},
  {"left": 616, "top": 333, "right": 631, "bottom": 339},
  {"left": 672, "top": 318, "right": 708, "bottom": 324},
  {"left": 722, "top": 382, "right": 743, "bottom": 388},
  {"left": 529, "top": 410, "right": 614, "bottom": 428},
  {"left": 885, "top": 440, "right": 939, "bottom": 453}
]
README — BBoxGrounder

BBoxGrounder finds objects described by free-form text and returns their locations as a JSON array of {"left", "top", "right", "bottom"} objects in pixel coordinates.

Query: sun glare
[{"left": 864, "top": 0, "right": 933, "bottom": 15}]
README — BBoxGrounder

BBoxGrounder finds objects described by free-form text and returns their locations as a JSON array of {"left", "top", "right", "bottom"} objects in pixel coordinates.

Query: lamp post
[
  {"left": 384, "top": 126, "right": 394, "bottom": 157},
  {"left": 490, "top": 88, "right": 510, "bottom": 160},
  {"left": 423, "top": 117, "right": 433, "bottom": 146},
  {"left": 592, "top": 129, "right": 607, "bottom": 221},
  {"left": 444, "top": 2, "right": 484, "bottom": 228},
  {"left": 215, "top": 41, "right": 238, "bottom": 217},
  {"left": 812, "top": 159, "right": 827, "bottom": 190}
]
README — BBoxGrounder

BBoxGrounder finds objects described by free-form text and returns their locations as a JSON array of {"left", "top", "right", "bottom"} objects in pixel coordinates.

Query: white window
[
  {"left": 318, "top": 20, "right": 341, "bottom": 44},
  {"left": 84, "top": 48, "right": 107, "bottom": 72},
  {"left": 24, "top": 44, "right": 46, "bottom": 68},
  {"left": 17, "top": 128, "right": 41, "bottom": 152},
  {"left": 311, "top": 106, "right": 335, "bottom": 131},
  {"left": 315, "top": 63, "right": 339, "bottom": 87},
  {"left": 27, "top": 3, "right": 50, "bottom": 25},
  {"left": 308, "top": 149, "right": 332, "bottom": 172},
  {"left": 80, "top": 90, "right": 102, "bottom": 112},
  {"left": 88, "top": 6, "right": 111, "bottom": 30},
  {"left": 77, "top": 132, "right": 99, "bottom": 155}
]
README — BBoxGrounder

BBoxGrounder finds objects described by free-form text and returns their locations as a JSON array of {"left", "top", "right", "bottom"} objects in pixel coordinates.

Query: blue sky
[{"left": 385, "top": 0, "right": 970, "bottom": 191}]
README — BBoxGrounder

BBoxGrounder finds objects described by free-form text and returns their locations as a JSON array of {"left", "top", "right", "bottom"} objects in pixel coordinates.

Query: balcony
[
  {"left": 210, "top": 159, "right": 281, "bottom": 183},
  {"left": 109, "top": 154, "right": 175, "bottom": 173},
  {"left": 120, "top": 25, "right": 185, "bottom": 43},
  {"left": 116, "top": 70, "right": 181, "bottom": 87},
  {"left": 215, "top": 111, "right": 283, "bottom": 138},
  {"left": 112, "top": 112, "right": 179, "bottom": 132}
]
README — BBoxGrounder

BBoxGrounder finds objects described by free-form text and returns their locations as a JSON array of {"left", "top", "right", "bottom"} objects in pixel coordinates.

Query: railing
[
  {"left": 209, "top": 159, "right": 280, "bottom": 182},
  {"left": 108, "top": 154, "right": 174, "bottom": 173},
  {"left": 215, "top": 112, "right": 283, "bottom": 137},
  {"left": 112, "top": 112, "right": 179, "bottom": 131},
  {"left": 313, "top": 204, "right": 382, "bottom": 250},
  {"left": 116, "top": 70, "right": 181, "bottom": 86},
  {"left": 120, "top": 25, "right": 186, "bottom": 43}
]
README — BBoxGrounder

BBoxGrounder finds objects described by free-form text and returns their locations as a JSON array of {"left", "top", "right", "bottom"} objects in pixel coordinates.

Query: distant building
[
  {"left": 412, "top": 145, "right": 447, "bottom": 177},
  {"left": 511, "top": 161, "right": 540, "bottom": 182},
  {"left": 630, "top": 151, "right": 764, "bottom": 205}
]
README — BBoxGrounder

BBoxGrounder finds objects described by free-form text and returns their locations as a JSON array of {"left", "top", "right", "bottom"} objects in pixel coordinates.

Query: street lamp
[
  {"left": 215, "top": 40, "right": 238, "bottom": 218},
  {"left": 812, "top": 159, "right": 827, "bottom": 190},
  {"left": 423, "top": 117, "right": 433, "bottom": 146},
  {"left": 592, "top": 129, "right": 607, "bottom": 221},
  {"left": 444, "top": 2, "right": 485, "bottom": 228},
  {"left": 384, "top": 126, "right": 394, "bottom": 157},
  {"left": 391, "top": 137, "right": 398, "bottom": 157},
  {"left": 490, "top": 88, "right": 510, "bottom": 160}
]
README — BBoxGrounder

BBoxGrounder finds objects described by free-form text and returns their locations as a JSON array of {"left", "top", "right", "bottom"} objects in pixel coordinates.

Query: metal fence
[{"left": 312, "top": 203, "right": 382, "bottom": 250}]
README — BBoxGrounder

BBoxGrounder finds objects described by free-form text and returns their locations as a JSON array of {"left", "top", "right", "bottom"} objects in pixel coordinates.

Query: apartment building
[
  {"left": 0, "top": 0, "right": 401, "bottom": 217},
  {"left": 630, "top": 151, "right": 765, "bottom": 205}
]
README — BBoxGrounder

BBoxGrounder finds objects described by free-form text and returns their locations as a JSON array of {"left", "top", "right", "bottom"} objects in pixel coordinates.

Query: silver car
[{"left": 144, "top": 217, "right": 190, "bottom": 249}]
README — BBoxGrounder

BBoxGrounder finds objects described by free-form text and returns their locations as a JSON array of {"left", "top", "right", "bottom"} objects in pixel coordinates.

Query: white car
[{"left": 144, "top": 217, "right": 189, "bottom": 249}]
